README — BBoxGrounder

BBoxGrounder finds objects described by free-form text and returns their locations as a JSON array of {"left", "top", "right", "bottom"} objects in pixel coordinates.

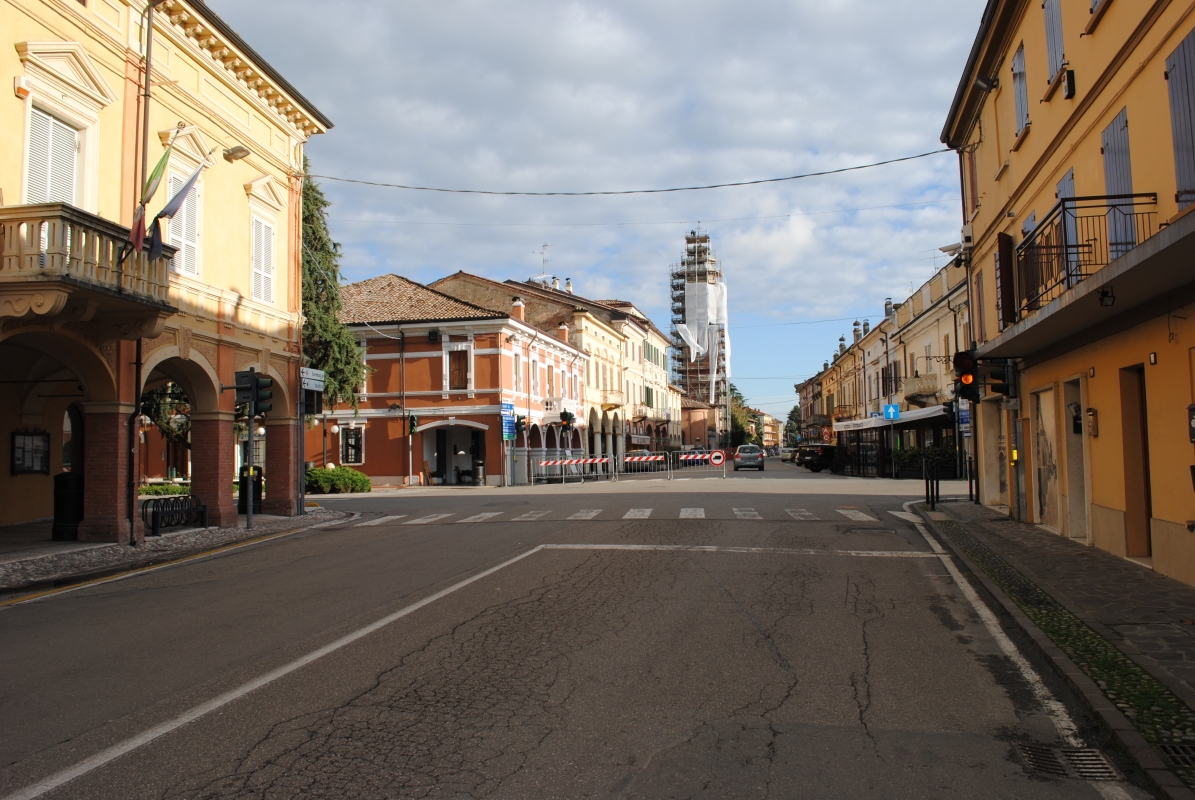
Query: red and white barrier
[
  {"left": 538, "top": 458, "right": 610, "bottom": 466},
  {"left": 677, "top": 453, "right": 711, "bottom": 461},
  {"left": 623, "top": 455, "right": 666, "bottom": 462}
]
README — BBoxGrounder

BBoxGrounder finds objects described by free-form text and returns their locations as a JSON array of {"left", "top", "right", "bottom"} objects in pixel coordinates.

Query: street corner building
[
  {"left": 308, "top": 275, "right": 590, "bottom": 488},
  {"left": 0, "top": 0, "right": 330, "bottom": 541},
  {"left": 942, "top": 0, "right": 1195, "bottom": 583}
]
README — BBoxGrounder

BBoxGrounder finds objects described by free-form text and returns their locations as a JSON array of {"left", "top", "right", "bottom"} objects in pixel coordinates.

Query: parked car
[
  {"left": 797, "top": 445, "right": 835, "bottom": 473},
  {"left": 779, "top": 447, "right": 796, "bottom": 462},
  {"left": 734, "top": 444, "right": 764, "bottom": 471}
]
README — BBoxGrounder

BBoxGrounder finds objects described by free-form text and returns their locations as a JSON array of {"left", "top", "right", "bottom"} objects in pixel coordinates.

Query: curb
[{"left": 915, "top": 504, "right": 1195, "bottom": 800}]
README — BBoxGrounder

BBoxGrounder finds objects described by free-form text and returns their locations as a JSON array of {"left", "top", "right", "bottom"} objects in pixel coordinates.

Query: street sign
[
  {"left": 301, "top": 367, "right": 326, "bottom": 380},
  {"left": 502, "top": 415, "right": 516, "bottom": 441},
  {"left": 501, "top": 402, "right": 515, "bottom": 417},
  {"left": 883, "top": 404, "right": 901, "bottom": 420},
  {"left": 821, "top": 427, "right": 832, "bottom": 444},
  {"left": 709, "top": 450, "right": 725, "bottom": 466},
  {"left": 301, "top": 377, "right": 325, "bottom": 391}
]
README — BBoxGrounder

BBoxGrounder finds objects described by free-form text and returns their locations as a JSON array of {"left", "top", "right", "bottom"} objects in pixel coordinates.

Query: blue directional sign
[
  {"left": 883, "top": 404, "right": 901, "bottom": 420},
  {"left": 501, "top": 403, "right": 516, "bottom": 440}
]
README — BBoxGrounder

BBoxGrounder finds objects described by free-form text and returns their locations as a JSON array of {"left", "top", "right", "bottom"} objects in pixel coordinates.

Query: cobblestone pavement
[
  {"left": 0, "top": 508, "right": 346, "bottom": 592},
  {"left": 940, "top": 501, "right": 1195, "bottom": 708}
]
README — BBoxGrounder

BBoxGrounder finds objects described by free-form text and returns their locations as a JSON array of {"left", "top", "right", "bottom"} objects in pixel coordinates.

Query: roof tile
[{"left": 339, "top": 274, "right": 505, "bottom": 325}]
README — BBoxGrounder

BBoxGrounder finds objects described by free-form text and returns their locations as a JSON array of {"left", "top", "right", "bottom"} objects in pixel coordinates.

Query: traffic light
[
  {"left": 952, "top": 350, "right": 980, "bottom": 402},
  {"left": 559, "top": 410, "right": 575, "bottom": 431},
  {"left": 989, "top": 366, "right": 1016, "bottom": 398},
  {"left": 233, "top": 370, "right": 255, "bottom": 406},
  {"left": 408, "top": 414, "right": 419, "bottom": 434},
  {"left": 515, "top": 415, "right": 526, "bottom": 435},
  {"left": 254, "top": 373, "right": 273, "bottom": 415}
]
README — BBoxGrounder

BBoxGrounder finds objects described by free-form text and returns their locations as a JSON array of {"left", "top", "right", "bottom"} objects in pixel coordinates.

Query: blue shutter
[
  {"left": 1012, "top": 45, "right": 1029, "bottom": 136},
  {"left": 1167, "top": 27, "right": 1195, "bottom": 209},
  {"left": 1056, "top": 169, "right": 1079, "bottom": 279},
  {"left": 1044, "top": 0, "right": 1065, "bottom": 80},
  {"left": 1102, "top": 108, "right": 1136, "bottom": 259}
]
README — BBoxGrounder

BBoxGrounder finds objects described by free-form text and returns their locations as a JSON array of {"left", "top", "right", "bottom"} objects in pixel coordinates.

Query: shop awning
[{"left": 833, "top": 404, "right": 947, "bottom": 432}]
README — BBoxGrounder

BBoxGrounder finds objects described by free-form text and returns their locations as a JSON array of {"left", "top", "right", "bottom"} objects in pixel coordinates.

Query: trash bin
[
  {"left": 238, "top": 465, "right": 263, "bottom": 514},
  {"left": 473, "top": 460, "right": 485, "bottom": 486},
  {"left": 52, "top": 471, "right": 85, "bottom": 541}
]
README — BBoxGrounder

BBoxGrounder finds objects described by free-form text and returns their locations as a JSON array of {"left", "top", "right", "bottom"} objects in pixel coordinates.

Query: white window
[
  {"left": 27, "top": 107, "right": 76, "bottom": 205},
  {"left": 531, "top": 361, "right": 539, "bottom": 396},
  {"left": 514, "top": 353, "right": 522, "bottom": 393},
  {"left": 168, "top": 172, "right": 200, "bottom": 275},
  {"left": 252, "top": 217, "right": 275, "bottom": 303}
]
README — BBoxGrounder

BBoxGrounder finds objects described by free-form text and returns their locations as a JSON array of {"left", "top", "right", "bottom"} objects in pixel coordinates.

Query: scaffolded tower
[{"left": 670, "top": 229, "right": 730, "bottom": 413}]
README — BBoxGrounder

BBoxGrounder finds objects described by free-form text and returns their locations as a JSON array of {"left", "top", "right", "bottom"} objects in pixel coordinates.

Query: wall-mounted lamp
[
  {"left": 974, "top": 75, "right": 1000, "bottom": 92},
  {"left": 330, "top": 424, "right": 340, "bottom": 435},
  {"left": 256, "top": 426, "right": 266, "bottom": 437},
  {"left": 223, "top": 145, "right": 251, "bottom": 162},
  {"left": 1099, "top": 287, "right": 1116, "bottom": 307},
  {"left": 939, "top": 243, "right": 962, "bottom": 256},
  {"left": 1149, "top": 352, "right": 1158, "bottom": 365},
  {"left": 389, "top": 403, "right": 400, "bottom": 411},
  {"left": 1089, "top": 367, "right": 1096, "bottom": 378}
]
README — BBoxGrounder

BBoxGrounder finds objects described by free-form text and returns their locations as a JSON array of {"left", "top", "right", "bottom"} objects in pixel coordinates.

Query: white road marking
[
  {"left": 733, "top": 508, "right": 762, "bottom": 519},
  {"left": 355, "top": 515, "right": 407, "bottom": 526},
  {"left": 623, "top": 508, "right": 652, "bottom": 519},
  {"left": 0, "top": 545, "right": 550, "bottom": 800},
  {"left": 837, "top": 509, "right": 879, "bottom": 522},
  {"left": 307, "top": 513, "right": 363, "bottom": 529},
  {"left": 567, "top": 509, "right": 602, "bottom": 520},
  {"left": 543, "top": 544, "right": 936, "bottom": 557},
  {"left": 457, "top": 512, "right": 502, "bottom": 523},
  {"left": 404, "top": 514, "right": 453, "bottom": 525},
  {"left": 786, "top": 508, "right": 817, "bottom": 520},
  {"left": 679, "top": 508, "right": 705, "bottom": 519},
  {"left": 902, "top": 502, "right": 1082, "bottom": 747},
  {"left": 512, "top": 510, "right": 550, "bottom": 521}
]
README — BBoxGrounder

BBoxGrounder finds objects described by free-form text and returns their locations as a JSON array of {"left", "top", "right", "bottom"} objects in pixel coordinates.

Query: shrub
[
  {"left": 139, "top": 483, "right": 190, "bottom": 496},
  {"left": 305, "top": 465, "right": 372, "bottom": 494},
  {"left": 893, "top": 446, "right": 957, "bottom": 470}
]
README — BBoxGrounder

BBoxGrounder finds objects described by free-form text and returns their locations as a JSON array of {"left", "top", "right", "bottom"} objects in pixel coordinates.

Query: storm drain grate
[
  {"left": 1160, "top": 744, "right": 1195, "bottom": 768},
  {"left": 1015, "top": 744, "right": 1122, "bottom": 781}
]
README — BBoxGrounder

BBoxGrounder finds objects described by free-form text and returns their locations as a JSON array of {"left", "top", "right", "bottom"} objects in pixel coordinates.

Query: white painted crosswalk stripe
[
  {"left": 568, "top": 509, "right": 602, "bottom": 520},
  {"left": 888, "top": 511, "right": 922, "bottom": 523},
  {"left": 837, "top": 509, "right": 879, "bottom": 522},
  {"left": 733, "top": 508, "right": 762, "bottom": 519},
  {"left": 356, "top": 515, "right": 407, "bottom": 527},
  {"left": 679, "top": 508, "right": 705, "bottom": 519},
  {"left": 405, "top": 514, "right": 453, "bottom": 525},
  {"left": 457, "top": 512, "right": 503, "bottom": 523},
  {"left": 623, "top": 508, "right": 652, "bottom": 519},
  {"left": 512, "top": 510, "right": 549, "bottom": 521},
  {"left": 786, "top": 509, "right": 817, "bottom": 520}
]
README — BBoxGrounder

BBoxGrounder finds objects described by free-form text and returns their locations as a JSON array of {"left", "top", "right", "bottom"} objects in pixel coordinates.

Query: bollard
[{"left": 150, "top": 506, "right": 161, "bottom": 537}]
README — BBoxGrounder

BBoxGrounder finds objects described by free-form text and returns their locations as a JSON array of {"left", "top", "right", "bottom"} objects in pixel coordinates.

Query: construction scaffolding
[{"left": 670, "top": 230, "right": 730, "bottom": 444}]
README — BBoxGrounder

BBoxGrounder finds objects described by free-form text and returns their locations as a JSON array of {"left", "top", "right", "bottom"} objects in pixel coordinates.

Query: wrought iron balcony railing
[{"left": 1015, "top": 193, "right": 1157, "bottom": 317}]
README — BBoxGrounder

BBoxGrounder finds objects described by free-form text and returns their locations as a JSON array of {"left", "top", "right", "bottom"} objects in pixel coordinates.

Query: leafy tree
[
  {"left": 784, "top": 404, "right": 801, "bottom": 445},
  {"left": 727, "top": 383, "right": 757, "bottom": 447},
  {"left": 302, "top": 159, "right": 366, "bottom": 407},
  {"left": 140, "top": 382, "right": 190, "bottom": 447}
]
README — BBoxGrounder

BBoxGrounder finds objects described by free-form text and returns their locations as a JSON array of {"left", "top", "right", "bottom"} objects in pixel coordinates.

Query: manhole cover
[
  {"left": 1160, "top": 744, "right": 1195, "bottom": 768},
  {"left": 1015, "top": 744, "right": 1122, "bottom": 781}
]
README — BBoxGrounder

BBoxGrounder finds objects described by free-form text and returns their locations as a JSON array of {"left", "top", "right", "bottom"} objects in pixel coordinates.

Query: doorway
[
  {"left": 1119, "top": 366, "right": 1152, "bottom": 557},
  {"left": 1063, "top": 380, "right": 1088, "bottom": 541},
  {"left": 1032, "top": 388, "right": 1060, "bottom": 530}
]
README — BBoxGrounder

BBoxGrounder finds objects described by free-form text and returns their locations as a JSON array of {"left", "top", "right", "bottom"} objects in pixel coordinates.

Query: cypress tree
[{"left": 301, "top": 159, "right": 365, "bottom": 407}]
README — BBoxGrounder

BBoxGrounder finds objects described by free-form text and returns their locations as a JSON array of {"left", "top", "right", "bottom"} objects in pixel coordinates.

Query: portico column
[
  {"left": 591, "top": 426, "right": 601, "bottom": 473},
  {"left": 603, "top": 428, "right": 613, "bottom": 475},
  {"left": 191, "top": 411, "right": 238, "bottom": 528},
  {"left": 78, "top": 403, "right": 138, "bottom": 544},
  {"left": 263, "top": 417, "right": 300, "bottom": 516}
]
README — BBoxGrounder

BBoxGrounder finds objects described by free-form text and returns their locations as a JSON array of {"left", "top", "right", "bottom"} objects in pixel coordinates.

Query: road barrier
[
  {"left": 532, "top": 457, "right": 611, "bottom": 484},
  {"left": 671, "top": 451, "right": 727, "bottom": 479},
  {"left": 618, "top": 454, "right": 670, "bottom": 480}
]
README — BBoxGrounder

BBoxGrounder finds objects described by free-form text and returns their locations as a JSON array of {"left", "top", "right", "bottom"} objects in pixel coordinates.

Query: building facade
[
  {"left": 942, "top": 0, "right": 1195, "bottom": 584},
  {"left": 1, "top": 0, "right": 326, "bottom": 537}
]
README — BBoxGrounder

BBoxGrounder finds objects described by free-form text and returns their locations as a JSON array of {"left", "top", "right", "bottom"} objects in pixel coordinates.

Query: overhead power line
[{"left": 310, "top": 149, "right": 952, "bottom": 197}]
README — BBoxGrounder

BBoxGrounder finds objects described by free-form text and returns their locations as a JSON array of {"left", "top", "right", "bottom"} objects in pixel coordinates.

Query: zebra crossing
[{"left": 349, "top": 506, "right": 896, "bottom": 526}]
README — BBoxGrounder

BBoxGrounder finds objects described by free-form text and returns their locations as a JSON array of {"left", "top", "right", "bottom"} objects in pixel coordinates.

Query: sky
[{"left": 209, "top": 0, "right": 986, "bottom": 419}]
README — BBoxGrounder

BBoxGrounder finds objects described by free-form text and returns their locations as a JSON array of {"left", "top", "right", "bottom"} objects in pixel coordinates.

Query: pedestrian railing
[
  {"left": 532, "top": 457, "right": 611, "bottom": 484},
  {"left": 671, "top": 451, "right": 727, "bottom": 479},
  {"left": 618, "top": 454, "right": 671, "bottom": 480},
  {"left": 141, "top": 495, "right": 208, "bottom": 536}
]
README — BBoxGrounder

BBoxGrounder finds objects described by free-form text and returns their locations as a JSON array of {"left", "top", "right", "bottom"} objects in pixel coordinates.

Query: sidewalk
[
  {"left": 0, "top": 507, "right": 346, "bottom": 593},
  {"left": 922, "top": 500, "right": 1195, "bottom": 798}
]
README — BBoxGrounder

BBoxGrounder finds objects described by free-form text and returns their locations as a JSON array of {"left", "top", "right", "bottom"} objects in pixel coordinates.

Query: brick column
[
  {"left": 78, "top": 404, "right": 137, "bottom": 544},
  {"left": 191, "top": 412, "right": 238, "bottom": 528},
  {"left": 263, "top": 418, "right": 299, "bottom": 516}
]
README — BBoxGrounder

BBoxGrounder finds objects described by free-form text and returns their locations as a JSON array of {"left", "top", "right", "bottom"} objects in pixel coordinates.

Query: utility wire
[{"left": 310, "top": 149, "right": 951, "bottom": 197}]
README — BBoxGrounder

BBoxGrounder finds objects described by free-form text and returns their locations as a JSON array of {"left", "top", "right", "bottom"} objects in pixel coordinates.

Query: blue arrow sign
[{"left": 883, "top": 404, "right": 901, "bottom": 420}]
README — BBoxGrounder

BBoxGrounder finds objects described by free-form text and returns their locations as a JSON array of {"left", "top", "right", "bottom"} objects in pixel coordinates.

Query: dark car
[
  {"left": 797, "top": 445, "right": 835, "bottom": 473},
  {"left": 734, "top": 444, "right": 764, "bottom": 471}
]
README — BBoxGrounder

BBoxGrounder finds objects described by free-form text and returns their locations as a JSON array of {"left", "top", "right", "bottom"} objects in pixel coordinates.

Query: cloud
[{"left": 207, "top": 0, "right": 985, "bottom": 409}]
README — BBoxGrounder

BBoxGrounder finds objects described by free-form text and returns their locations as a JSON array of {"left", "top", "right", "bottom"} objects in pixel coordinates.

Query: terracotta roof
[
  {"left": 339, "top": 274, "right": 505, "bottom": 325},
  {"left": 681, "top": 397, "right": 712, "bottom": 409}
]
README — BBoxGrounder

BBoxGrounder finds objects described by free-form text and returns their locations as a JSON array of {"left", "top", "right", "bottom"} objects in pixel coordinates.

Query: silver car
[{"left": 734, "top": 445, "right": 764, "bottom": 471}]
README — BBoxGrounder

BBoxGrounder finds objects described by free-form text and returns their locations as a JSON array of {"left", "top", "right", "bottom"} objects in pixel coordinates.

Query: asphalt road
[{"left": 0, "top": 462, "right": 1154, "bottom": 798}]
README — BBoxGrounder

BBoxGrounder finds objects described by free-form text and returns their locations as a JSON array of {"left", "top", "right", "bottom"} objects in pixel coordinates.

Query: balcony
[
  {"left": 631, "top": 403, "right": 671, "bottom": 422},
  {"left": 1013, "top": 194, "right": 1157, "bottom": 320},
  {"left": 600, "top": 389, "right": 625, "bottom": 409},
  {"left": 904, "top": 373, "right": 940, "bottom": 400},
  {"left": 0, "top": 204, "right": 175, "bottom": 337}
]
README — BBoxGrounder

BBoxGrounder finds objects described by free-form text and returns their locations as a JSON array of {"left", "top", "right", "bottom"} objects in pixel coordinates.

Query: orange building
[
  {"left": 307, "top": 275, "right": 587, "bottom": 487},
  {"left": 943, "top": 0, "right": 1195, "bottom": 583}
]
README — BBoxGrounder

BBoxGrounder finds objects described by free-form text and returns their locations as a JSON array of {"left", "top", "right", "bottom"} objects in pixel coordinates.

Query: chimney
[
  {"left": 557, "top": 322, "right": 569, "bottom": 342},
  {"left": 853, "top": 321, "right": 862, "bottom": 344},
  {"left": 838, "top": 335, "right": 847, "bottom": 356},
  {"left": 884, "top": 298, "right": 893, "bottom": 318},
  {"left": 862, "top": 320, "right": 870, "bottom": 335},
  {"left": 823, "top": 361, "right": 829, "bottom": 371},
  {"left": 565, "top": 278, "right": 573, "bottom": 294},
  {"left": 552, "top": 277, "right": 560, "bottom": 290},
  {"left": 511, "top": 296, "right": 525, "bottom": 322}
]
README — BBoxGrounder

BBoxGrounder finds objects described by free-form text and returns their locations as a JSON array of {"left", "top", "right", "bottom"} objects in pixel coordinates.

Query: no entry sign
[{"left": 709, "top": 450, "right": 725, "bottom": 466}]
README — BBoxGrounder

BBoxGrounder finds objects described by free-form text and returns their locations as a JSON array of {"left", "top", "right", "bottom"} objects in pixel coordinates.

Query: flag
[
  {"left": 147, "top": 217, "right": 165, "bottom": 263},
  {"left": 157, "top": 160, "right": 203, "bottom": 221},
  {"left": 141, "top": 140, "right": 174, "bottom": 206},
  {"left": 130, "top": 204, "right": 147, "bottom": 253}
]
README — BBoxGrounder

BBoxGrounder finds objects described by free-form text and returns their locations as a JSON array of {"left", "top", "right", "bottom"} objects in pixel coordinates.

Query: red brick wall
[{"left": 191, "top": 417, "right": 238, "bottom": 527}]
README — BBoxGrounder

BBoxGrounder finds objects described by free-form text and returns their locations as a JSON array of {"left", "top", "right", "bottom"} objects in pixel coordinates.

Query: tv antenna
[{"left": 532, "top": 243, "right": 551, "bottom": 278}]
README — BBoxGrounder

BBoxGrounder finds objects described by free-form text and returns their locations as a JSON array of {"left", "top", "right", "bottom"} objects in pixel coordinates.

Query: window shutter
[
  {"left": 995, "top": 232, "right": 1017, "bottom": 329},
  {"left": 1101, "top": 108, "right": 1136, "bottom": 258},
  {"left": 27, "top": 108, "right": 76, "bottom": 205},
  {"left": 252, "top": 218, "right": 265, "bottom": 301},
  {"left": 1168, "top": 30, "right": 1195, "bottom": 210},
  {"left": 168, "top": 174, "right": 200, "bottom": 275},
  {"left": 262, "top": 220, "right": 275, "bottom": 303},
  {"left": 27, "top": 109, "right": 51, "bottom": 204},
  {"left": 1012, "top": 44, "right": 1029, "bottom": 136},
  {"left": 1044, "top": 0, "right": 1065, "bottom": 80}
]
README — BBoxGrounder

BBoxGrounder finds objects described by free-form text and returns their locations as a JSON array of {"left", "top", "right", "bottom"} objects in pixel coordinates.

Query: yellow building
[
  {"left": 943, "top": 0, "right": 1195, "bottom": 582},
  {"left": 0, "top": 0, "right": 328, "bottom": 539}
]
